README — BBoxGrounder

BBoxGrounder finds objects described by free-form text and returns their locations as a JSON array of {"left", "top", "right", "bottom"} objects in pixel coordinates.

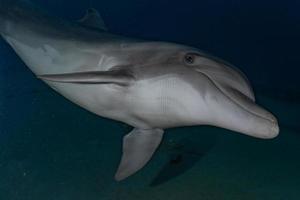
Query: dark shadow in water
[{"left": 150, "top": 137, "right": 215, "bottom": 186}]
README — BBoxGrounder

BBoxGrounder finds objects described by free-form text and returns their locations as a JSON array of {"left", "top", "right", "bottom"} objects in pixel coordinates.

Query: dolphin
[{"left": 0, "top": 1, "right": 279, "bottom": 181}]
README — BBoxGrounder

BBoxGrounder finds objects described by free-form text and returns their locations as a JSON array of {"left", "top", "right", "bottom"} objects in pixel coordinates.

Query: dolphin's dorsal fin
[
  {"left": 78, "top": 8, "right": 108, "bottom": 31},
  {"left": 37, "top": 68, "right": 135, "bottom": 86},
  {"left": 115, "top": 128, "right": 164, "bottom": 181}
]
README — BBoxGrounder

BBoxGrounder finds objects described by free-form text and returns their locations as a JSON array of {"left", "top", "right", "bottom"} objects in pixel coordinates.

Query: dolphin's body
[{"left": 0, "top": 1, "right": 279, "bottom": 181}]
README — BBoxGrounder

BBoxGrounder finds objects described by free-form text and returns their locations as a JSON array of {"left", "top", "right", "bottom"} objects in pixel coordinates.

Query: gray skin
[{"left": 0, "top": 1, "right": 279, "bottom": 181}]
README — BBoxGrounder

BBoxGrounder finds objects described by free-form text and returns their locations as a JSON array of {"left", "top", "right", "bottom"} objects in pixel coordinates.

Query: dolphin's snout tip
[
  {"left": 259, "top": 110, "right": 279, "bottom": 139},
  {"left": 268, "top": 112, "right": 280, "bottom": 138},
  {"left": 271, "top": 122, "right": 280, "bottom": 138},
  {"left": 263, "top": 120, "right": 279, "bottom": 139},
  {"left": 114, "top": 173, "right": 126, "bottom": 182}
]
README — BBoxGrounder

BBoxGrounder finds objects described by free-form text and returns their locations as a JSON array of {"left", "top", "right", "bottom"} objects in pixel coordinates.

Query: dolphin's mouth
[
  {"left": 191, "top": 60, "right": 277, "bottom": 125},
  {"left": 198, "top": 68, "right": 277, "bottom": 124},
  {"left": 193, "top": 64, "right": 279, "bottom": 138},
  {"left": 212, "top": 80, "right": 277, "bottom": 124}
]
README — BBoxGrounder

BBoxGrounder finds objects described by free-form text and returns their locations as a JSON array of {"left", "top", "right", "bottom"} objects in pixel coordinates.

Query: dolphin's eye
[{"left": 184, "top": 54, "right": 195, "bottom": 65}]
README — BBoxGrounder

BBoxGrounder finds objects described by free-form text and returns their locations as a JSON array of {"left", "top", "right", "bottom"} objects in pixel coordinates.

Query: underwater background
[{"left": 0, "top": 0, "right": 299, "bottom": 199}]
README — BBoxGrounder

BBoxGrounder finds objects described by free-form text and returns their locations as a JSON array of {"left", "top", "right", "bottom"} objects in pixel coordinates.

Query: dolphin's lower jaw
[
  {"left": 224, "top": 115, "right": 279, "bottom": 139},
  {"left": 225, "top": 95, "right": 279, "bottom": 139},
  {"left": 219, "top": 94, "right": 280, "bottom": 139},
  {"left": 193, "top": 67, "right": 279, "bottom": 139},
  {"left": 241, "top": 102, "right": 279, "bottom": 139},
  {"left": 207, "top": 95, "right": 279, "bottom": 139}
]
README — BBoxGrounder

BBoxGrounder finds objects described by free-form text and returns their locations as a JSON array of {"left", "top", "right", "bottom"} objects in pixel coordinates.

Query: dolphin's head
[{"left": 126, "top": 42, "right": 279, "bottom": 139}]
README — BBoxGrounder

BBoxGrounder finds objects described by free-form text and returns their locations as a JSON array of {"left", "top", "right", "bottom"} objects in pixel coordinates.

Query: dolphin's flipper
[
  {"left": 115, "top": 128, "right": 164, "bottom": 181},
  {"left": 38, "top": 69, "right": 135, "bottom": 86},
  {"left": 78, "top": 8, "right": 108, "bottom": 31}
]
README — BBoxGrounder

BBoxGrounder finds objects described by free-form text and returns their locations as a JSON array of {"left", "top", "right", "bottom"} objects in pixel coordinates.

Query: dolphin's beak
[
  {"left": 193, "top": 56, "right": 279, "bottom": 139},
  {"left": 210, "top": 87, "right": 279, "bottom": 139}
]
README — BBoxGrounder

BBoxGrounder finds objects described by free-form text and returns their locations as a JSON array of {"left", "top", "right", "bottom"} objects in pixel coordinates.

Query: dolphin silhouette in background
[{"left": 0, "top": 0, "right": 279, "bottom": 181}]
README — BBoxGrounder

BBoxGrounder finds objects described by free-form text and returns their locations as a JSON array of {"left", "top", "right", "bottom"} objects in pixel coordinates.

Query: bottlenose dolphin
[{"left": 0, "top": 1, "right": 279, "bottom": 181}]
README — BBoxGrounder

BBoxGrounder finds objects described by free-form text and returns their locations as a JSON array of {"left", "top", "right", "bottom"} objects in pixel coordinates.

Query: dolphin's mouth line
[{"left": 196, "top": 70, "right": 276, "bottom": 124}]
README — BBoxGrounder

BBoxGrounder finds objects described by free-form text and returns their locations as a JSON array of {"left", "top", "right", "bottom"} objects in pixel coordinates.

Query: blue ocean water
[{"left": 0, "top": 0, "right": 300, "bottom": 199}]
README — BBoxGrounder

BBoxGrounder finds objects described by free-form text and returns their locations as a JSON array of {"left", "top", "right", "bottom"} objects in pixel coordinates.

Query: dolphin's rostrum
[{"left": 0, "top": 1, "right": 279, "bottom": 181}]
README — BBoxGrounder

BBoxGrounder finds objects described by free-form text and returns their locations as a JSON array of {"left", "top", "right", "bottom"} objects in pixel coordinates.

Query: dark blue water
[{"left": 0, "top": 0, "right": 300, "bottom": 199}]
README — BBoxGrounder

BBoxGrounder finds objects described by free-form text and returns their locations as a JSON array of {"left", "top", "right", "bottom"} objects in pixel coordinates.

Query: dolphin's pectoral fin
[
  {"left": 38, "top": 69, "right": 135, "bottom": 86},
  {"left": 78, "top": 8, "right": 108, "bottom": 31},
  {"left": 115, "top": 128, "right": 164, "bottom": 181}
]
